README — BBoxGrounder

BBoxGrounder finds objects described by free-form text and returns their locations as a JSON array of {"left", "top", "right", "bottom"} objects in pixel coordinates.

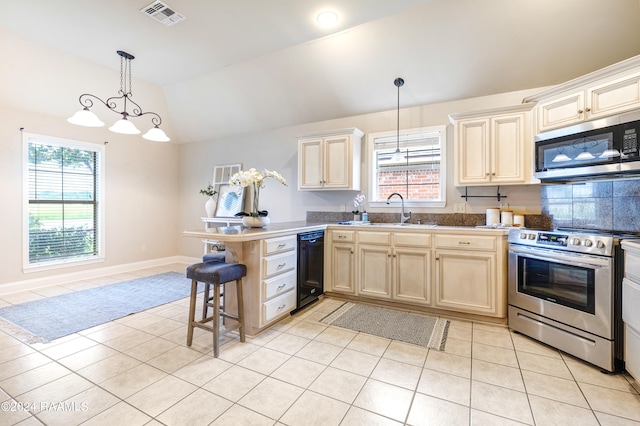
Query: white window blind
[{"left": 24, "top": 134, "right": 104, "bottom": 267}]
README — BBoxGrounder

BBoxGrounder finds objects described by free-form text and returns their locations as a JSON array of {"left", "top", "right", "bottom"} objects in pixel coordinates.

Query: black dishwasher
[{"left": 295, "top": 230, "right": 324, "bottom": 312}]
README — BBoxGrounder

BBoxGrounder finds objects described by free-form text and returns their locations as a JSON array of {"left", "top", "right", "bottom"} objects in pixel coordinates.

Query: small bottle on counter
[{"left": 362, "top": 212, "right": 368, "bottom": 222}]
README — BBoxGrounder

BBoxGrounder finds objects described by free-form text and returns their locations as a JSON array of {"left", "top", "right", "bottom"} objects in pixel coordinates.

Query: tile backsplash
[{"left": 541, "top": 179, "right": 640, "bottom": 232}]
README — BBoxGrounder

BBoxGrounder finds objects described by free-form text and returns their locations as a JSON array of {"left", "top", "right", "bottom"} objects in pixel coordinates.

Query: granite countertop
[
  {"left": 183, "top": 220, "right": 511, "bottom": 242},
  {"left": 183, "top": 221, "right": 328, "bottom": 242}
]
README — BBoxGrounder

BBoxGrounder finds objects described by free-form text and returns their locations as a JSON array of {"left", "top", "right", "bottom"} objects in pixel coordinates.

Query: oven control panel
[
  {"left": 508, "top": 229, "right": 614, "bottom": 256},
  {"left": 537, "top": 232, "right": 568, "bottom": 247}
]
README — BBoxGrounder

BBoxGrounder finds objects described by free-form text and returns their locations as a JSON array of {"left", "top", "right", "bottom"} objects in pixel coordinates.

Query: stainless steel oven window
[{"left": 517, "top": 256, "right": 595, "bottom": 314}]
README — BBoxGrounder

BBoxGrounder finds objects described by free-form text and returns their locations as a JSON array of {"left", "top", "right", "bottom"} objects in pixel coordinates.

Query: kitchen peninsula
[{"left": 183, "top": 222, "right": 510, "bottom": 336}]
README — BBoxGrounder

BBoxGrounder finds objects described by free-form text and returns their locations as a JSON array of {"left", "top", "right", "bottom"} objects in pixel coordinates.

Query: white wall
[
  {"left": 0, "top": 30, "right": 180, "bottom": 290},
  {"left": 178, "top": 87, "right": 546, "bottom": 258},
  {"left": 0, "top": 27, "right": 547, "bottom": 290}
]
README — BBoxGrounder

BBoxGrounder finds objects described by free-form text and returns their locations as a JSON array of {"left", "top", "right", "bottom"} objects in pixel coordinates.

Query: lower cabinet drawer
[
  {"left": 625, "top": 247, "right": 640, "bottom": 281},
  {"left": 435, "top": 234, "right": 496, "bottom": 251},
  {"left": 262, "top": 251, "right": 297, "bottom": 278},
  {"left": 262, "top": 271, "right": 296, "bottom": 301},
  {"left": 262, "top": 290, "right": 296, "bottom": 324},
  {"left": 623, "top": 278, "right": 640, "bottom": 330},
  {"left": 625, "top": 323, "right": 640, "bottom": 381}
]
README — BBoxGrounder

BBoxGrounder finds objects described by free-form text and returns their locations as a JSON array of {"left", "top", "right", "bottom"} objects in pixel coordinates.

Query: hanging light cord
[{"left": 393, "top": 77, "right": 405, "bottom": 158}]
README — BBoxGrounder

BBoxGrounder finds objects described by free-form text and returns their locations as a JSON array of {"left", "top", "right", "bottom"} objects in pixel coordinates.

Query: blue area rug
[{"left": 0, "top": 272, "right": 197, "bottom": 342}]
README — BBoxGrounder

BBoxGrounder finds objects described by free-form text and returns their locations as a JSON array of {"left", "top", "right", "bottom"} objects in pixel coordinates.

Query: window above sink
[{"left": 366, "top": 125, "right": 447, "bottom": 209}]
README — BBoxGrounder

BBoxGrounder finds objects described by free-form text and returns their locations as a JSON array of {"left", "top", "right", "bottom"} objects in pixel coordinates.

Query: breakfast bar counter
[{"left": 182, "top": 221, "right": 328, "bottom": 336}]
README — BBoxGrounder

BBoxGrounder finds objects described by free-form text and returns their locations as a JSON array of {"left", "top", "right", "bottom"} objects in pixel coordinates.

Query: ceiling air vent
[{"left": 140, "top": 1, "right": 185, "bottom": 27}]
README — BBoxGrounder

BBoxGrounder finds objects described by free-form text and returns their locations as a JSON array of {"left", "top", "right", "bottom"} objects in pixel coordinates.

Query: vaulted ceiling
[{"left": 3, "top": 0, "right": 640, "bottom": 143}]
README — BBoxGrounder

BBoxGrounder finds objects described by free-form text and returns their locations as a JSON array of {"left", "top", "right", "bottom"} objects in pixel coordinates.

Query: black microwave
[{"left": 535, "top": 113, "right": 640, "bottom": 182}]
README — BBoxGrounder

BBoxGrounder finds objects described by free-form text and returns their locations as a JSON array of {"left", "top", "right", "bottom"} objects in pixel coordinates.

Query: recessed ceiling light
[{"left": 316, "top": 11, "right": 339, "bottom": 27}]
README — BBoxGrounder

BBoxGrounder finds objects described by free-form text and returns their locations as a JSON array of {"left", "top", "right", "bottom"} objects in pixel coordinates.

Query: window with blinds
[
  {"left": 24, "top": 133, "right": 104, "bottom": 268},
  {"left": 368, "top": 125, "right": 446, "bottom": 207}
]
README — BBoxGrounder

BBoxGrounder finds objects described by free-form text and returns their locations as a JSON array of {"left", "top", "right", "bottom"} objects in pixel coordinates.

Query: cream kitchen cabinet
[
  {"left": 449, "top": 104, "right": 535, "bottom": 186},
  {"left": 534, "top": 73, "right": 640, "bottom": 133},
  {"left": 357, "top": 231, "right": 432, "bottom": 305},
  {"left": 392, "top": 233, "right": 432, "bottom": 305},
  {"left": 325, "top": 229, "right": 357, "bottom": 295},
  {"left": 357, "top": 231, "right": 393, "bottom": 299},
  {"left": 434, "top": 234, "right": 506, "bottom": 318},
  {"left": 298, "top": 128, "right": 363, "bottom": 190},
  {"left": 524, "top": 56, "right": 640, "bottom": 134}
]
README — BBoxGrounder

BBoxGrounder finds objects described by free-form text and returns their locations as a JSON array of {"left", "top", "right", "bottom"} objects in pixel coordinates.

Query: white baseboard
[{"left": 0, "top": 255, "right": 202, "bottom": 296}]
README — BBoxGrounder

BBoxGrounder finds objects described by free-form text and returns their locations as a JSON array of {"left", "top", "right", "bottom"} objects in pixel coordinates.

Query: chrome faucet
[{"left": 386, "top": 192, "right": 411, "bottom": 224}]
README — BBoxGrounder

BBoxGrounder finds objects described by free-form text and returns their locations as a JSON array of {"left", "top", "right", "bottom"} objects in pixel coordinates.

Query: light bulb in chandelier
[
  {"left": 67, "top": 50, "right": 170, "bottom": 142},
  {"left": 67, "top": 107, "right": 105, "bottom": 127},
  {"left": 143, "top": 125, "right": 170, "bottom": 142},
  {"left": 109, "top": 114, "right": 141, "bottom": 135}
]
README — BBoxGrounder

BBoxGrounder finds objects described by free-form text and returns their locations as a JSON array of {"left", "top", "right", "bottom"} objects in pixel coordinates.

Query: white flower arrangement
[
  {"left": 229, "top": 168, "right": 287, "bottom": 217},
  {"left": 352, "top": 193, "right": 366, "bottom": 214}
]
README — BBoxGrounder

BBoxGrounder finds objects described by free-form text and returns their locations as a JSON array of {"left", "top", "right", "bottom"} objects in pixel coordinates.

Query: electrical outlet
[
  {"left": 340, "top": 204, "right": 346, "bottom": 212},
  {"left": 454, "top": 203, "right": 466, "bottom": 213}
]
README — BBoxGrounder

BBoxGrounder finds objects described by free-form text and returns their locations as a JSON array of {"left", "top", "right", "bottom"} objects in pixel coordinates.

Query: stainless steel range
[{"left": 508, "top": 228, "right": 625, "bottom": 372}]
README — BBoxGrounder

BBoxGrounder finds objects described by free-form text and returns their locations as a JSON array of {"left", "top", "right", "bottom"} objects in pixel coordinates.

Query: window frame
[
  {"left": 367, "top": 125, "right": 447, "bottom": 209},
  {"left": 22, "top": 132, "right": 105, "bottom": 272}
]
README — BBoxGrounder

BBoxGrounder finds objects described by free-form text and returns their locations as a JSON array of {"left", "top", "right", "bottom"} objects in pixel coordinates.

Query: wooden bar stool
[{"left": 185, "top": 261, "right": 246, "bottom": 357}]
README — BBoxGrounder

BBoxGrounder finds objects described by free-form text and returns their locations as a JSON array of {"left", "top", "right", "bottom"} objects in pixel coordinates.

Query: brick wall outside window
[{"left": 378, "top": 169, "right": 440, "bottom": 200}]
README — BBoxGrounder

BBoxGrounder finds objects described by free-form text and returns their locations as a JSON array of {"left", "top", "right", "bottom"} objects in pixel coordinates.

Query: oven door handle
[{"left": 509, "top": 246, "right": 609, "bottom": 269}]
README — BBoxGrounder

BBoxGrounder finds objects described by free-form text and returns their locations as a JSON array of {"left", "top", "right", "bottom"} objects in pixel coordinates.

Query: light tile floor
[{"left": 1, "top": 264, "right": 640, "bottom": 425}]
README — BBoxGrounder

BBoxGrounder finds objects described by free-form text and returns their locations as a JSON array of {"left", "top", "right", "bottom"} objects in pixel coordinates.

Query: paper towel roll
[
  {"left": 486, "top": 208, "right": 500, "bottom": 226},
  {"left": 513, "top": 214, "right": 524, "bottom": 227},
  {"left": 501, "top": 211, "right": 513, "bottom": 226}
]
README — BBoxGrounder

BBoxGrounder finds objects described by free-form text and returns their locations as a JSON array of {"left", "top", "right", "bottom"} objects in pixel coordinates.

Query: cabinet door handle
[
  {"left": 435, "top": 256, "right": 439, "bottom": 260},
  {"left": 277, "top": 243, "right": 287, "bottom": 249},
  {"left": 277, "top": 284, "right": 286, "bottom": 290},
  {"left": 585, "top": 107, "right": 591, "bottom": 112},
  {"left": 491, "top": 172, "right": 496, "bottom": 176},
  {"left": 277, "top": 304, "right": 286, "bottom": 312},
  {"left": 277, "top": 263, "right": 286, "bottom": 270},
  {"left": 458, "top": 241, "right": 471, "bottom": 245},
  {"left": 578, "top": 109, "right": 584, "bottom": 114}
]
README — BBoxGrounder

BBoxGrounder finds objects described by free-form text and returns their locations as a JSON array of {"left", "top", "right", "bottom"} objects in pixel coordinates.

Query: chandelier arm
[
  {"left": 78, "top": 93, "right": 113, "bottom": 110},
  {"left": 88, "top": 93, "right": 161, "bottom": 125}
]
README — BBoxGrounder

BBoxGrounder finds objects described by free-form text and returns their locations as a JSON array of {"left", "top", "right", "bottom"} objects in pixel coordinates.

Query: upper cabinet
[
  {"left": 449, "top": 104, "right": 536, "bottom": 186},
  {"left": 298, "top": 128, "right": 363, "bottom": 191},
  {"left": 524, "top": 56, "right": 640, "bottom": 134}
]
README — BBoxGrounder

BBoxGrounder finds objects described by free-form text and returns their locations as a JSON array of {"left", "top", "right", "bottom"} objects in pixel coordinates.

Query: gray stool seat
[
  {"left": 202, "top": 252, "right": 225, "bottom": 263},
  {"left": 186, "top": 261, "right": 246, "bottom": 357}
]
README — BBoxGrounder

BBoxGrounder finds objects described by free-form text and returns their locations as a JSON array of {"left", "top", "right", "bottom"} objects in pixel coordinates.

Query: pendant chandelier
[
  {"left": 391, "top": 77, "right": 406, "bottom": 162},
  {"left": 67, "top": 50, "right": 170, "bottom": 142}
]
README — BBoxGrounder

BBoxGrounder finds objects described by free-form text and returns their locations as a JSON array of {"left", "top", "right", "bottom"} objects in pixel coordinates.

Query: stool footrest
[{"left": 191, "top": 320, "right": 242, "bottom": 337}]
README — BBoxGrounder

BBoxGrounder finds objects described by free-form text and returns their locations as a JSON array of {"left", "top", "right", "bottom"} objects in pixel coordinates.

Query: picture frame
[{"left": 214, "top": 184, "right": 245, "bottom": 218}]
